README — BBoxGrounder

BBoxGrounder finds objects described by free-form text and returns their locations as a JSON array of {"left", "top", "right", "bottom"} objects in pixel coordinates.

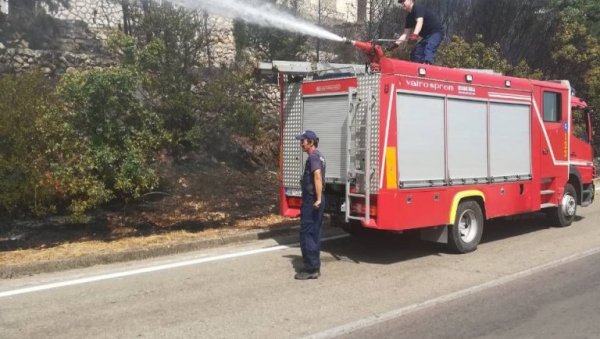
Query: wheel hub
[
  {"left": 458, "top": 210, "right": 478, "bottom": 243},
  {"left": 561, "top": 194, "right": 576, "bottom": 217}
]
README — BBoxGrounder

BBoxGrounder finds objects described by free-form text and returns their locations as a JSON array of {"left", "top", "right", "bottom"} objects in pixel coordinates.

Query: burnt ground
[{"left": 0, "top": 160, "right": 298, "bottom": 268}]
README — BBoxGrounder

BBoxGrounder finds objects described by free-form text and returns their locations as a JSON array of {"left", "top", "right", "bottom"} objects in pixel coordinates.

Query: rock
[
  {"left": 0, "top": 42, "right": 5, "bottom": 50},
  {"left": 42, "top": 67, "right": 52, "bottom": 74}
]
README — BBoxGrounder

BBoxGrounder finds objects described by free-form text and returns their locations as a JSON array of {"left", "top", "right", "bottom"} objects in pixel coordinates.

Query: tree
[
  {"left": 550, "top": 0, "right": 600, "bottom": 39},
  {"left": 437, "top": 35, "right": 511, "bottom": 73},
  {"left": 233, "top": 0, "right": 307, "bottom": 61},
  {"left": 544, "top": 9, "right": 600, "bottom": 153},
  {"left": 4, "top": 0, "right": 71, "bottom": 49},
  {"left": 7, "top": 0, "right": 70, "bottom": 14},
  {"left": 437, "top": 35, "right": 543, "bottom": 79}
]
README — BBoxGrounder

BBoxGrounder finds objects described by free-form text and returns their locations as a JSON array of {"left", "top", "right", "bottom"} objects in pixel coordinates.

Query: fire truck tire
[
  {"left": 548, "top": 183, "right": 577, "bottom": 227},
  {"left": 448, "top": 200, "right": 484, "bottom": 253}
]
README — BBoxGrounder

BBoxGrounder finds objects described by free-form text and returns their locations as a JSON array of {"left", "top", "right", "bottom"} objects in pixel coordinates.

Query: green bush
[
  {"left": 49, "top": 67, "right": 168, "bottom": 220},
  {"left": 0, "top": 71, "right": 57, "bottom": 217},
  {"left": 190, "top": 69, "right": 261, "bottom": 147}
]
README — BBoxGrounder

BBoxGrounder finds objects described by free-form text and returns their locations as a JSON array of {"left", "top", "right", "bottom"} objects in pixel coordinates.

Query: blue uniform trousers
[
  {"left": 299, "top": 194, "right": 325, "bottom": 272},
  {"left": 410, "top": 31, "right": 444, "bottom": 64}
]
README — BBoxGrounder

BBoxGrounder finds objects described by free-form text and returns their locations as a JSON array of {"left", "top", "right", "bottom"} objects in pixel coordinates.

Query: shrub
[
  {"left": 47, "top": 67, "right": 168, "bottom": 221},
  {"left": 0, "top": 71, "right": 57, "bottom": 217},
  {"left": 191, "top": 69, "right": 261, "bottom": 146}
]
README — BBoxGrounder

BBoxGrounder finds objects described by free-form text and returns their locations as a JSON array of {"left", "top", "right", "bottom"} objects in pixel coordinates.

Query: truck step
[
  {"left": 540, "top": 203, "right": 557, "bottom": 209},
  {"left": 348, "top": 193, "right": 367, "bottom": 198},
  {"left": 540, "top": 190, "right": 555, "bottom": 195}
]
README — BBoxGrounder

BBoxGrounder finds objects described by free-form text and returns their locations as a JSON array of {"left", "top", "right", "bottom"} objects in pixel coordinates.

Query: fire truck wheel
[
  {"left": 548, "top": 183, "right": 577, "bottom": 227},
  {"left": 448, "top": 200, "right": 484, "bottom": 253}
]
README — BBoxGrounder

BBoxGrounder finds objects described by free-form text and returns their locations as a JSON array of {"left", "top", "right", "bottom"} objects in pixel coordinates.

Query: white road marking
[
  {"left": 306, "top": 245, "right": 600, "bottom": 339},
  {"left": 0, "top": 234, "right": 349, "bottom": 298}
]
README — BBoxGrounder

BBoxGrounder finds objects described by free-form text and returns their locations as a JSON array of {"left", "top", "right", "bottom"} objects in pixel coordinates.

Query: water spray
[{"left": 173, "top": 0, "right": 344, "bottom": 42}]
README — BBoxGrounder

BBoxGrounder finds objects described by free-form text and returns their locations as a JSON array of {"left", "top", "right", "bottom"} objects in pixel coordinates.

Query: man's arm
[
  {"left": 313, "top": 169, "right": 322, "bottom": 208},
  {"left": 395, "top": 28, "right": 413, "bottom": 47},
  {"left": 413, "top": 17, "right": 424, "bottom": 36}
]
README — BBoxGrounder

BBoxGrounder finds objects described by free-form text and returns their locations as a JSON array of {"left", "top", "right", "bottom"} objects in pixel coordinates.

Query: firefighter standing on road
[
  {"left": 394, "top": 0, "right": 444, "bottom": 64},
  {"left": 295, "top": 130, "right": 326, "bottom": 280}
]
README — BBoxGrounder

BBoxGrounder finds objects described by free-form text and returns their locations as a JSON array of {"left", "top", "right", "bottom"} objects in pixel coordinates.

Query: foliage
[
  {"left": 107, "top": 5, "right": 263, "bottom": 156},
  {"left": 233, "top": 0, "right": 307, "bottom": 61},
  {"left": 2, "top": 2, "right": 66, "bottom": 50},
  {"left": 547, "top": 11, "right": 600, "bottom": 88},
  {"left": 7, "top": 0, "right": 70, "bottom": 13},
  {"left": 190, "top": 67, "right": 261, "bottom": 148},
  {"left": 54, "top": 67, "right": 167, "bottom": 215},
  {"left": 107, "top": 30, "right": 138, "bottom": 66},
  {"left": 132, "top": 4, "right": 208, "bottom": 150},
  {"left": 545, "top": 10, "right": 600, "bottom": 152},
  {"left": 0, "top": 72, "right": 57, "bottom": 217},
  {"left": 436, "top": 35, "right": 544, "bottom": 80},
  {"left": 0, "top": 67, "right": 171, "bottom": 222},
  {"left": 438, "top": 35, "right": 511, "bottom": 73},
  {"left": 550, "top": 0, "right": 600, "bottom": 40}
]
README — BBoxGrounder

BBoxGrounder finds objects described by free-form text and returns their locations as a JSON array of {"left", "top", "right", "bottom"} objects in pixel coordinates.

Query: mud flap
[{"left": 420, "top": 225, "right": 449, "bottom": 244}]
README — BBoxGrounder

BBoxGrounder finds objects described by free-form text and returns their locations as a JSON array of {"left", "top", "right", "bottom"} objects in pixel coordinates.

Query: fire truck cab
[{"left": 277, "top": 42, "right": 595, "bottom": 253}]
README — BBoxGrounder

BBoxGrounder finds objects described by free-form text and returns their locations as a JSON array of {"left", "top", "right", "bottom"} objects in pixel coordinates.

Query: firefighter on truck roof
[{"left": 394, "top": 0, "right": 445, "bottom": 64}]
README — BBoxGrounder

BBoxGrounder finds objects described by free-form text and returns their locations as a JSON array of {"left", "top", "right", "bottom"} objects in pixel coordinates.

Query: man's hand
[
  {"left": 313, "top": 200, "right": 321, "bottom": 209},
  {"left": 408, "top": 33, "right": 419, "bottom": 45},
  {"left": 386, "top": 42, "right": 400, "bottom": 51}
]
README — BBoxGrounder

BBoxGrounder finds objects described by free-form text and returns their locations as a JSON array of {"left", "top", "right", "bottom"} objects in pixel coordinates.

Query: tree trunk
[
  {"left": 121, "top": 0, "right": 131, "bottom": 35},
  {"left": 357, "top": 0, "right": 367, "bottom": 22}
]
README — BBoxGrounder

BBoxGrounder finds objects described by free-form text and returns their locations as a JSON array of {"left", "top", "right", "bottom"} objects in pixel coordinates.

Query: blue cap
[{"left": 295, "top": 130, "right": 318, "bottom": 141}]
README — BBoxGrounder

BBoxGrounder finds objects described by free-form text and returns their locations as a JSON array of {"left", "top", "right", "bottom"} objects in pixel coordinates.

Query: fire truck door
[
  {"left": 570, "top": 106, "right": 594, "bottom": 183},
  {"left": 539, "top": 90, "right": 569, "bottom": 179}
]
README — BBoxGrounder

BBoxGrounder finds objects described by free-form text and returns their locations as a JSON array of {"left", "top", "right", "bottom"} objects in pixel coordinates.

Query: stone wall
[
  {"left": 51, "top": 0, "right": 122, "bottom": 30},
  {"left": 0, "top": 45, "right": 116, "bottom": 77},
  {"left": 49, "top": 0, "right": 236, "bottom": 66},
  {"left": 199, "top": 16, "right": 236, "bottom": 67}
]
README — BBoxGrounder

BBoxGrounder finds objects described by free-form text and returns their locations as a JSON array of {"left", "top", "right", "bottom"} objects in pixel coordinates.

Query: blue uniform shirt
[
  {"left": 405, "top": 3, "right": 443, "bottom": 37},
  {"left": 301, "top": 150, "right": 326, "bottom": 197}
]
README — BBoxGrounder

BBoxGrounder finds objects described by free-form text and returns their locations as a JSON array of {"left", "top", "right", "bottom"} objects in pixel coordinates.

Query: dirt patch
[{"left": 0, "top": 160, "right": 299, "bottom": 268}]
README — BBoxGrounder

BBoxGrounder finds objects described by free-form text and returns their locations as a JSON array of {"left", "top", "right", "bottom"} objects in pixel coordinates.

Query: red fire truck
[{"left": 278, "top": 41, "right": 595, "bottom": 253}]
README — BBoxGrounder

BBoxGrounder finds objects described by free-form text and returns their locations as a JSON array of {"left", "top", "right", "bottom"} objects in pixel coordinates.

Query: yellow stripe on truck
[
  {"left": 386, "top": 147, "right": 397, "bottom": 189},
  {"left": 449, "top": 190, "right": 485, "bottom": 224}
]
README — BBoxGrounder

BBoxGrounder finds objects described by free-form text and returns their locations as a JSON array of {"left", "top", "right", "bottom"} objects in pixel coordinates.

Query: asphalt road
[
  {"left": 344, "top": 251, "right": 600, "bottom": 339},
  {"left": 1, "top": 200, "right": 600, "bottom": 338}
]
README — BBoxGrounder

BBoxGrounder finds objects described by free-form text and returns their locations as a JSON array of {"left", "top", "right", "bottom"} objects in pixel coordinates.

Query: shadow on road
[{"left": 296, "top": 213, "right": 587, "bottom": 267}]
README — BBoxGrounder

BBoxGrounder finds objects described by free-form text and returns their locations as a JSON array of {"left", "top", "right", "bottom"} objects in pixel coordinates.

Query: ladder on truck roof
[{"left": 345, "top": 87, "right": 374, "bottom": 223}]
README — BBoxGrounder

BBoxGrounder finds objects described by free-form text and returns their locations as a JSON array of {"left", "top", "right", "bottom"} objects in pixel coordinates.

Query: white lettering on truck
[{"left": 405, "top": 80, "right": 455, "bottom": 92}]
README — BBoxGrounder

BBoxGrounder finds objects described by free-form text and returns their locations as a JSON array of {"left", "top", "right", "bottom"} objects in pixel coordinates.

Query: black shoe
[{"left": 294, "top": 270, "right": 320, "bottom": 280}]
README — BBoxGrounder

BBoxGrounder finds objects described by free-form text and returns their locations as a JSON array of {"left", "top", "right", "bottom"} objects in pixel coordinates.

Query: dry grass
[{"left": 0, "top": 161, "right": 297, "bottom": 267}]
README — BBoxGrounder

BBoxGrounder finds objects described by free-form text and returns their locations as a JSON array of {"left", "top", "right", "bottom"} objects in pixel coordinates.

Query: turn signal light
[
  {"left": 351, "top": 201, "right": 377, "bottom": 217},
  {"left": 287, "top": 197, "right": 302, "bottom": 209}
]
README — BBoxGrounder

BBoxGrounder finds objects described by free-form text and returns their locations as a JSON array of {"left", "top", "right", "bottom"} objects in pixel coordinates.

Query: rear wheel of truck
[
  {"left": 547, "top": 183, "right": 577, "bottom": 227},
  {"left": 448, "top": 200, "right": 484, "bottom": 253}
]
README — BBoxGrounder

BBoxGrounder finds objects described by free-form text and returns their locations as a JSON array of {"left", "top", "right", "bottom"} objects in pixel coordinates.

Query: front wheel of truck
[{"left": 547, "top": 183, "right": 577, "bottom": 227}]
